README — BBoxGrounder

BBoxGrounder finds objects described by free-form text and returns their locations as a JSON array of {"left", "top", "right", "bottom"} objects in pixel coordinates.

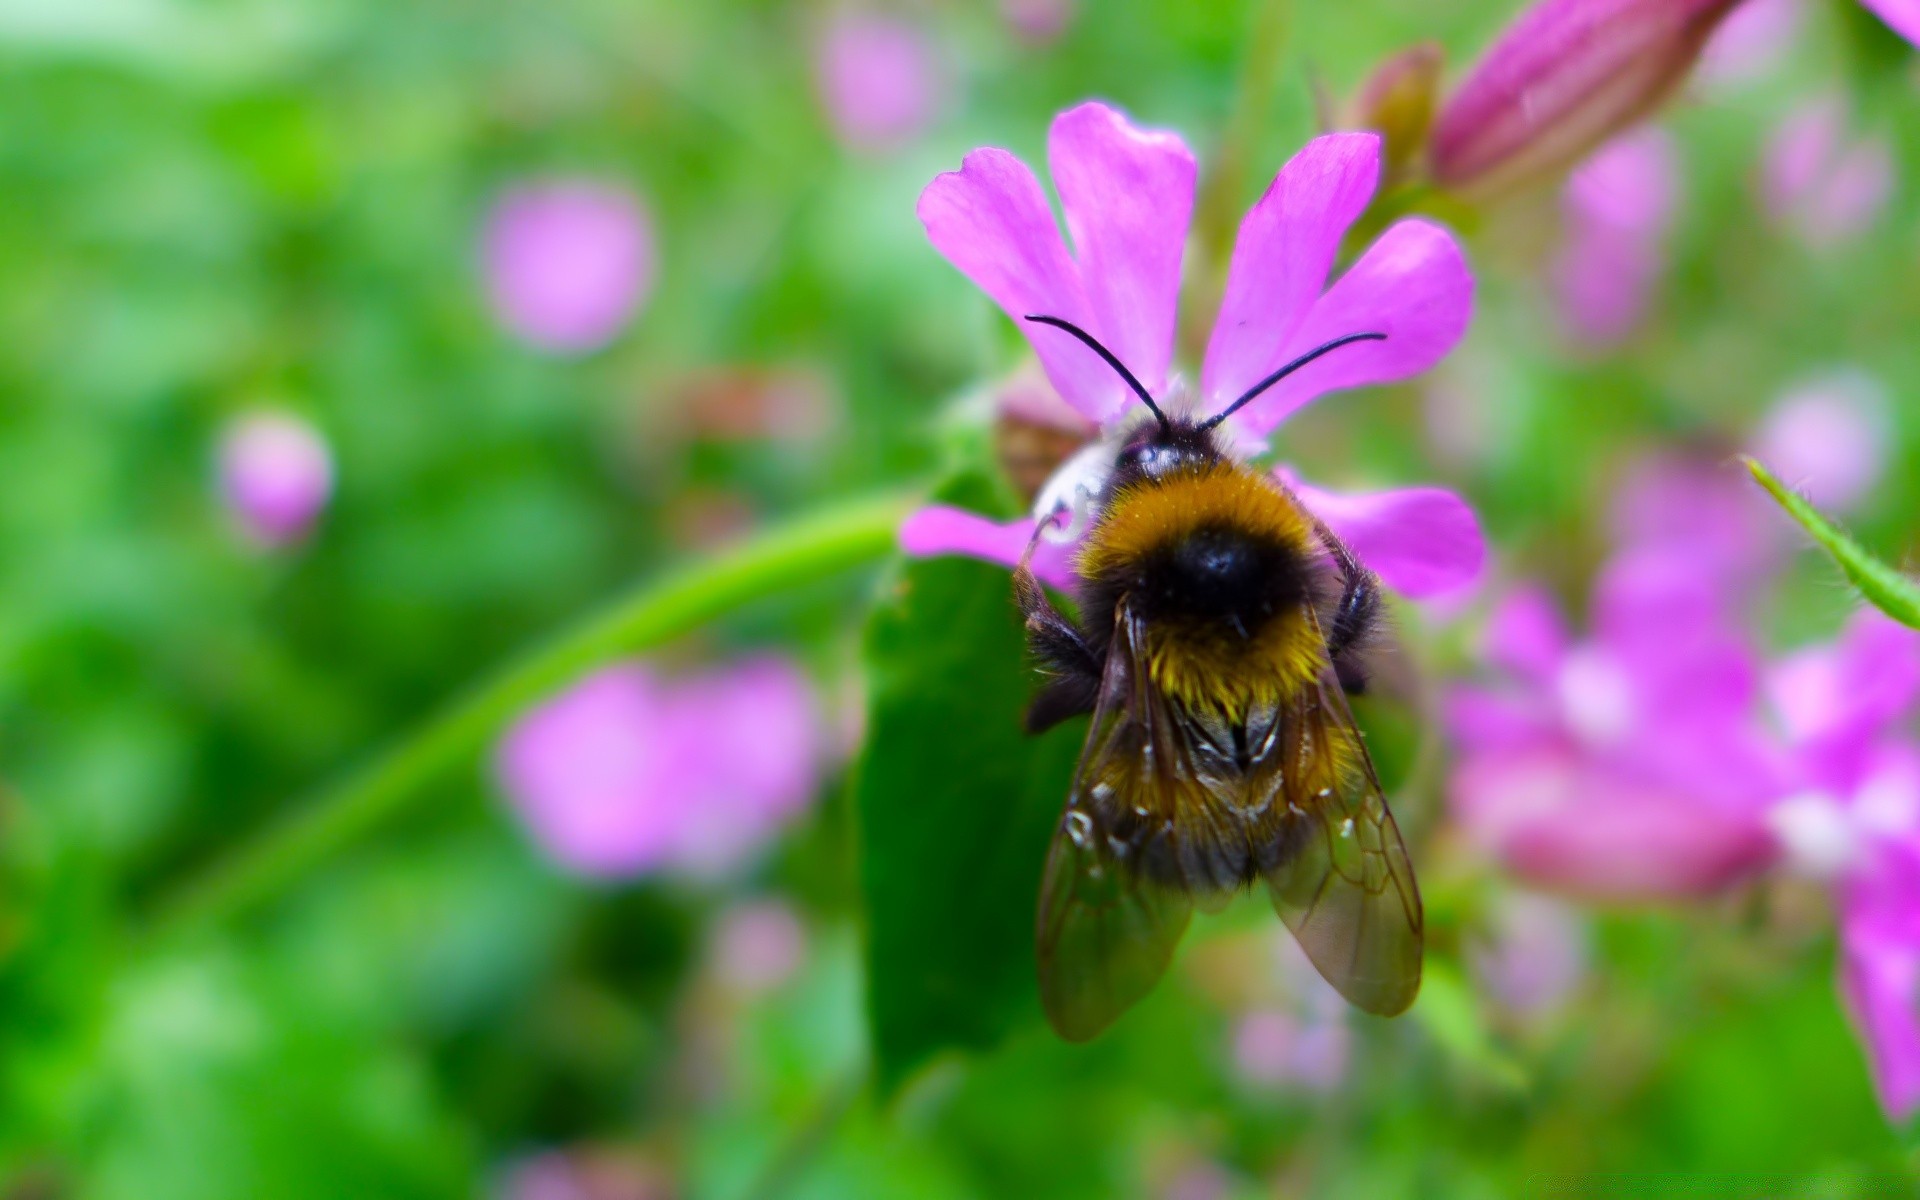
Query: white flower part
[
  {"left": 1554, "top": 647, "right": 1637, "bottom": 748},
  {"left": 1031, "top": 439, "right": 1117, "bottom": 544},
  {"left": 1767, "top": 791, "right": 1860, "bottom": 880},
  {"left": 1853, "top": 767, "right": 1920, "bottom": 839}
]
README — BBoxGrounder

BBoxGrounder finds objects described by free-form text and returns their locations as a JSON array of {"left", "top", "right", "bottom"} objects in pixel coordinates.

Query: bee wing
[
  {"left": 1037, "top": 606, "right": 1196, "bottom": 1042},
  {"left": 1258, "top": 659, "right": 1424, "bottom": 1016}
]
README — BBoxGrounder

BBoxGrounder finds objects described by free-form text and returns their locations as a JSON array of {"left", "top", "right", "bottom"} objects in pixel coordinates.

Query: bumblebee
[{"left": 1013, "top": 315, "right": 1422, "bottom": 1040}]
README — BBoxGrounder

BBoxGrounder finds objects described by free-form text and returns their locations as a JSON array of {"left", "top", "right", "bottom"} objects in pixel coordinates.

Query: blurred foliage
[{"left": 3, "top": 0, "right": 1920, "bottom": 1196}]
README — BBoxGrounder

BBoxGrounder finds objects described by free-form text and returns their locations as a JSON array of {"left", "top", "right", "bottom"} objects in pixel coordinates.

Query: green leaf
[
  {"left": 855, "top": 469, "right": 1083, "bottom": 1094},
  {"left": 1742, "top": 456, "right": 1920, "bottom": 629}
]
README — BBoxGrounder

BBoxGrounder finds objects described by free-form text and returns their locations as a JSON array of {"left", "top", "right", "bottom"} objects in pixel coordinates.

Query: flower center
[
  {"left": 1766, "top": 791, "right": 1860, "bottom": 880},
  {"left": 1554, "top": 648, "right": 1636, "bottom": 748}
]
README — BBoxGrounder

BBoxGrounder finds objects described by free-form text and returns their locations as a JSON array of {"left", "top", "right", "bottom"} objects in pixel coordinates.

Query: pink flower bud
[
  {"left": 1431, "top": 0, "right": 1742, "bottom": 201},
  {"left": 482, "top": 180, "right": 655, "bottom": 355},
  {"left": 217, "top": 410, "right": 333, "bottom": 546},
  {"left": 1349, "top": 42, "right": 1445, "bottom": 184}
]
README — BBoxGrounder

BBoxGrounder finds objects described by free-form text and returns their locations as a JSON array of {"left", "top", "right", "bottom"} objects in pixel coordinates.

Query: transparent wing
[
  {"left": 1036, "top": 607, "right": 1195, "bottom": 1042},
  {"left": 1258, "top": 657, "right": 1424, "bottom": 1016}
]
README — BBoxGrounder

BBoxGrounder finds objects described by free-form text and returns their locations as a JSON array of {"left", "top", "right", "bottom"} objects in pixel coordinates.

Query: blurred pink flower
[
  {"left": 1469, "top": 891, "right": 1589, "bottom": 1017},
  {"left": 217, "top": 410, "right": 334, "bottom": 546},
  {"left": 710, "top": 898, "right": 808, "bottom": 994},
  {"left": 1762, "top": 97, "right": 1895, "bottom": 249},
  {"left": 1446, "top": 553, "right": 1785, "bottom": 901},
  {"left": 1698, "top": 0, "right": 1800, "bottom": 87},
  {"left": 1752, "top": 371, "right": 1890, "bottom": 512},
  {"left": 903, "top": 102, "right": 1479, "bottom": 598},
  {"left": 482, "top": 181, "right": 655, "bottom": 354},
  {"left": 1609, "top": 452, "right": 1783, "bottom": 590},
  {"left": 1001, "top": 0, "right": 1076, "bottom": 44},
  {"left": 495, "top": 656, "right": 824, "bottom": 879},
  {"left": 1551, "top": 127, "right": 1679, "bottom": 347},
  {"left": 1231, "top": 937, "right": 1353, "bottom": 1093},
  {"left": 814, "top": 13, "right": 946, "bottom": 153},
  {"left": 1765, "top": 610, "right": 1920, "bottom": 1121}
]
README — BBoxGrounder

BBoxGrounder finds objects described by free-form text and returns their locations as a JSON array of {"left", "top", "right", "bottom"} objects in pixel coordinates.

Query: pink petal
[
  {"left": 1482, "top": 586, "right": 1570, "bottom": 685},
  {"left": 1753, "top": 372, "right": 1889, "bottom": 513},
  {"left": 1287, "top": 475, "right": 1486, "bottom": 598},
  {"left": 1451, "top": 749, "right": 1778, "bottom": 902},
  {"left": 1201, "top": 133, "right": 1382, "bottom": 409},
  {"left": 1840, "top": 871, "right": 1920, "bottom": 1121},
  {"left": 917, "top": 150, "right": 1110, "bottom": 420},
  {"left": 663, "top": 657, "right": 824, "bottom": 875},
  {"left": 494, "top": 667, "right": 682, "bottom": 878},
  {"left": 1229, "top": 219, "right": 1474, "bottom": 437},
  {"left": 899, "top": 505, "right": 1079, "bottom": 591},
  {"left": 1771, "top": 609, "right": 1920, "bottom": 791},
  {"left": 1047, "top": 102, "right": 1195, "bottom": 399},
  {"left": 1550, "top": 126, "right": 1678, "bottom": 347},
  {"left": 1445, "top": 683, "right": 1557, "bottom": 751},
  {"left": 1609, "top": 452, "right": 1782, "bottom": 586},
  {"left": 1859, "top": 0, "right": 1920, "bottom": 46}
]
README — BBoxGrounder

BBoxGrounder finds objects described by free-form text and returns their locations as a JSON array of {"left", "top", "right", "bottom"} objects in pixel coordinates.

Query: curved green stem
[{"left": 146, "top": 493, "right": 910, "bottom": 939}]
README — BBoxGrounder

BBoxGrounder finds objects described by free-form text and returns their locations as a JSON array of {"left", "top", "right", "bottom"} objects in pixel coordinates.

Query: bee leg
[
  {"left": 1313, "top": 520, "right": 1381, "bottom": 695},
  {"left": 1014, "top": 566, "right": 1102, "bottom": 733}
]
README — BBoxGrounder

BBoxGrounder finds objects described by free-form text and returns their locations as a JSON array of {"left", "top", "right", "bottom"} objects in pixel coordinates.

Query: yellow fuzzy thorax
[{"left": 1076, "top": 461, "right": 1330, "bottom": 716}]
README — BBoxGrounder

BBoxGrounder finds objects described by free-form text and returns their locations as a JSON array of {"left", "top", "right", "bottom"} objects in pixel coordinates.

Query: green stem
[{"left": 146, "top": 493, "right": 910, "bottom": 938}]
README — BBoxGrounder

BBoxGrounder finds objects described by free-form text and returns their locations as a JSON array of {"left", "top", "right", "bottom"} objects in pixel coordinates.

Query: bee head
[{"left": 1112, "top": 421, "right": 1222, "bottom": 486}]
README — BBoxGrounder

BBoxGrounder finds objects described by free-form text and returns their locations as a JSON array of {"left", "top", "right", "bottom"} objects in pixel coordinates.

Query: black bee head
[{"left": 1111, "top": 420, "right": 1223, "bottom": 487}]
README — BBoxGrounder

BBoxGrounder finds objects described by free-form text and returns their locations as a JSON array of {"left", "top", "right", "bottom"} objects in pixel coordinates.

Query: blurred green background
[{"left": 5, "top": 0, "right": 1920, "bottom": 1196}]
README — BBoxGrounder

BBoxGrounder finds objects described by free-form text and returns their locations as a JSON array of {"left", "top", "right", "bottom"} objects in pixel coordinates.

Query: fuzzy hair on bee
[{"left": 1010, "top": 315, "right": 1421, "bottom": 1042}]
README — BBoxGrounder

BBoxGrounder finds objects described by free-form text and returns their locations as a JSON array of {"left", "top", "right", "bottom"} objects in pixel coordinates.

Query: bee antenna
[
  {"left": 1023, "top": 315, "right": 1171, "bottom": 434},
  {"left": 1197, "top": 332, "right": 1388, "bottom": 432}
]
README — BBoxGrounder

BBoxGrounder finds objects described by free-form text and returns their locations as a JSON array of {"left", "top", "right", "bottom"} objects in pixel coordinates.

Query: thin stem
[{"left": 145, "top": 493, "right": 910, "bottom": 939}]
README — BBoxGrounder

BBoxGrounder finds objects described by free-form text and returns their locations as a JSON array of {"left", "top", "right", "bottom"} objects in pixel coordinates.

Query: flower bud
[
  {"left": 1431, "top": 0, "right": 1743, "bottom": 202},
  {"left": 1349, "top": 42, "right": 1445, "bottom": 185}
]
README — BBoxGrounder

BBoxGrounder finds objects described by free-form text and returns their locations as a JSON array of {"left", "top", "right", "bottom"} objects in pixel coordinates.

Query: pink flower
[
  {"left": 814, "top": 13, "right": 946, "bottom": 154},
  {"left": 1000, "top": 0, "right": 1076, "bottom": 45},
  {"left": 1765, "top": 610, "right": 1920, "bottom": 1121},
  {"left": 1446, "top": 552, "right": 1785, "bottom": 901},
  {"left": 1609, "top": 451, "right": 1783, "bottom": 590},
  {"left": 494, "top": 656, "right": 824, "bottom": 880},
  {"left": 1752, "top": 371, "right": 1889, "bottom": 513},
  {"left": 903, "top": 102, "right": 1481, "bottom": 598},
  {"left": 217, "top": 410, "right": 334, "bottom": 546},
  {"left": 1551, "top": 127, "right": 1679, "bottom": 347},
  {"left": 1229, "top": 937, "right": 1352, "bottom": 1093},
  {"left": 1762, "top": 97, "right": 1895, "bottom": 249},
  {"left": 482, "top": 180, "right": 655, "bottom": 354},
  {"left": 1698, "top": 0, "right": 1800, "bottom": 87},
  {"left": 710, "top": 899, "right": 808, "bottom": 994}
]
